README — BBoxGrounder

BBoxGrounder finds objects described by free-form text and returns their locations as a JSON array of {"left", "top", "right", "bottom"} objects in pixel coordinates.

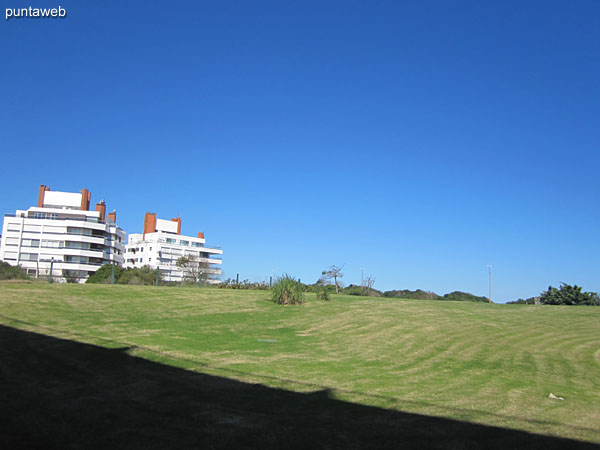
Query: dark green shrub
[
  {"left": 118, "top": 266, "right": 161, "bottom": 286},
  {"left": 272, "top": 275, "right": 304, "bottom": 305},
  {"left": 86, "top": 264, "right": 125, "bottom": 284},
  {"left": 442, "top": 291, "right": 489, "bottom": 302},
  {"left": 383, "top": 289, "right": 440, "bottom": 300},
  {"left": 540, "top": 283, "right": 599, "bottom": 306},
  {"left": 0, "top": 262, "right": 29, "bottom": 280}
]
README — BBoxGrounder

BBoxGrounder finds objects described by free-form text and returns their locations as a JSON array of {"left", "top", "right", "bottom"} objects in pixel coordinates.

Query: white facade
[
  {"left": 124, "top": 223, "right": 223, "bottom": 284},
  {"left": 0, "top": 187, "right": 125, "bottom": 282}
]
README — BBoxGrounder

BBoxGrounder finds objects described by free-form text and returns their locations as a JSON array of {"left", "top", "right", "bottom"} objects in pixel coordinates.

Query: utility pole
[
  {"left": 360, "top": 267, "right": 366, "bottom": 294},
  {"left": 488, "top": 265, "right": 493, "bottom": 303}
]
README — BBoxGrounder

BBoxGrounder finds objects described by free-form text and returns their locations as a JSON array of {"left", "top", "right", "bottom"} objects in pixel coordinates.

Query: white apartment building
[
  {"left": 124, "top": 212, "right": 223, "bottom": 283},
  {"left": 0, "top": 185, "right": 125, "bottom": 282}
]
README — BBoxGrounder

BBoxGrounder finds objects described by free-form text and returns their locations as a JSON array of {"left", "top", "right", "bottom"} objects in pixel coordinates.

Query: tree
[
  {"left": 176, "top": 255, "right": 211, "bottom": 285},
  {"left": 365, "top": 276, "right": 376, "bottom": 296},
  {"left": 322, "top": 265, "right": 344, "bottom": 294},
  {"left": 0, "top": 262, "right": 29, "bottom": 281},
  {"left": 540, "top": 283, "right": 599, "bottom": 306},
  {"left": 86, "top": 264, "right": 125, "bottom": 284},
  {"left": 62, "top": 270, "right": 80, "bottom": 283}
]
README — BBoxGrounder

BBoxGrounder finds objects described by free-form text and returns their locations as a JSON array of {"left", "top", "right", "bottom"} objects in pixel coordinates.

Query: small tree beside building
[{"left": 176, "top": 255, "right": 211, "bottom": 286}]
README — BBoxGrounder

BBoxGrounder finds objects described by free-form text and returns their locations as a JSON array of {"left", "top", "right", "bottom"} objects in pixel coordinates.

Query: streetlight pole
[
  {"left": 488, "top": 265, "right": 493, "bottom": 303},
  {"left": 49, "top": 258, "right": 54, "bottom": 284},
  {"left": 198, "top": 263, "right": 203, "bottom": 288},
  {"left": 109, "top": 242, "right": 114, "bottom": 285}
]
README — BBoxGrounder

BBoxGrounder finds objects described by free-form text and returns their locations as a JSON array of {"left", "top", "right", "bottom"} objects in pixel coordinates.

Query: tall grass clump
[
  {"left": 316, "top": 287, "right": 330, "bottom": 301},
  {"left": 272, "top": 275, "right": 304, "bottom": 305}
]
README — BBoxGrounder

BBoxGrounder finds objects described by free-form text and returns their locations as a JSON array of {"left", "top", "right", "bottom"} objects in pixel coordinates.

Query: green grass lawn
[{"left": 1, "top": 281, "right": 599, "bottom": 446}]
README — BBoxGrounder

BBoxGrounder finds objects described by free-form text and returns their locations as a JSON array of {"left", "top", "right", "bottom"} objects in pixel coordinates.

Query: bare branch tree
[
  {"left": 365, "top": 276, "right": 375, "bottom": 296},
  {"left": 176, "top": 255, "right": 211, "bottom": 285},
  {"left": 322, "top": 264, "right": 344, "bottom": 294}
]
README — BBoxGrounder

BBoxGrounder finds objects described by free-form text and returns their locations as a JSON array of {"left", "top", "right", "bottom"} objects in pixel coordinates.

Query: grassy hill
[{"left": 1, "top": 281, "right": 599, "bottom": 448}]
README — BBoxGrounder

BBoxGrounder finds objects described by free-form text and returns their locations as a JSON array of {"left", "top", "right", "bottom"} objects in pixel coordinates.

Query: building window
[
  {"left": 19, "top": 253, "right": 39, "bottom": 261},
  {"left": 21, "top": 239, "right": 40, "bottom": 247},
  {"left": 65, "top": 255, "right": 88, "bottom": 264},
  {"left": 180, "top": 240, "right": 189, "bottom": 246},
  {"left": 5, "top": 237, "right": 19, "bottom": 246},
  {"left": 42, "top": 240, "right": 62, "bottom": 248},
  {"left": 23, "top": 224, "right": 42, "bottom": 233},
  {"left": 65, "top": 241, "right": 90, "bottom": 250},
  {"left": 67, "top": 227, "right": 92, "bottom": 236}
]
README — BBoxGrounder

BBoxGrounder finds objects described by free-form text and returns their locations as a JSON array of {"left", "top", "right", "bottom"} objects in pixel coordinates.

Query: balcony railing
[
  {"left": 7, "top": 212, "right": 121, "bottom": 226},
  {"left": 153, "top": 237, "right": 222, "bottom": 250},
  {"left": 30, "top": 214, "right": 102, "bottom": 223},
  {"left": 37, "top": 259, "right": 104, "bottom": 267}
]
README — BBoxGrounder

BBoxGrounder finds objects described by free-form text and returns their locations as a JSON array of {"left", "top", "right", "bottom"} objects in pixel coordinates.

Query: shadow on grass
[{"left": 0, "top": 324, "right": 596, "bottom": 450}]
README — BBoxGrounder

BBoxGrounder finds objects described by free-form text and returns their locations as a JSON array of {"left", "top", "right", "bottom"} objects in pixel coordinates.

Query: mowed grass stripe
[{"left": 0, "top": 281, "right": 599, "bottom": 443}]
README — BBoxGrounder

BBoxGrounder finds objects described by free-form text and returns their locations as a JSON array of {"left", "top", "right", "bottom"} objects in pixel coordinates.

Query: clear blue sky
[{"left": 1, "top": 1, "right": 599, "bottom": 302}]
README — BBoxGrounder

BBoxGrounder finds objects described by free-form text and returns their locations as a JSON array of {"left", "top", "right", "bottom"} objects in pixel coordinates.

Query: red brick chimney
[
  {"left": 171, "top": 217, "right": 182, "bottom": 235},
  {"left": 37, "top": 185, "right": 50, "bottom": 207},
  {"left": 95, "top": 200, "right": 106, "bottom": 222},
  {"left": 143, "top": 212, "right": 157, "bottom": 239},
  {"left": 80, "top": 189, "right": 91, "bottom": 211}
]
